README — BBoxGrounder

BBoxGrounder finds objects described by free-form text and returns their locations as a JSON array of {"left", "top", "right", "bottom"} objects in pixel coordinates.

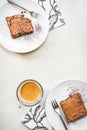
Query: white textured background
[{"left": 0, "top": 0, "right": 87, "bottom": 130}]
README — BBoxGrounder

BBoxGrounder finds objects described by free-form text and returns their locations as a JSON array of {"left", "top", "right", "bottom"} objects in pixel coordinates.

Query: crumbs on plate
[
  {"left": 67, "top": 85, "right": 87, "bottom": 108},
  {"left": 24, "top": 23, "right": 42, "bottom": 41}
]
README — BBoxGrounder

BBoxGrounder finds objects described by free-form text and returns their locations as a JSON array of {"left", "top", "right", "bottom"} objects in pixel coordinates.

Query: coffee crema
[{"left": 17, "top": 80, "right": 43, "bottom": 106}]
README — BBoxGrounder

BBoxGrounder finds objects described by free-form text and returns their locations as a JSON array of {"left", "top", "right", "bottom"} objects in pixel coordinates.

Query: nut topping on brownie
[
  {"left": 60, "top": 93, "right": 87, "bottom": 122},
  {"left": 6, "top": 14, "right": 34, "bottom": 38}
]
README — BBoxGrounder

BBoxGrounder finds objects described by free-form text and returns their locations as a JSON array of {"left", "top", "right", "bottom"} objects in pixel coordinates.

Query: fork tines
[{"left": 51, "top": 99, "right": 58, "bottom": 109}]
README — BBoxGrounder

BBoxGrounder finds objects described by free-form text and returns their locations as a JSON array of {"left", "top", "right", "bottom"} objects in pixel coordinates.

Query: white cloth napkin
[
  {"left": 22, "top": 105, "right": 54, "bottom": 130},
  {"left": 38, "top": 0, "right": 65, "bottom": 30}
]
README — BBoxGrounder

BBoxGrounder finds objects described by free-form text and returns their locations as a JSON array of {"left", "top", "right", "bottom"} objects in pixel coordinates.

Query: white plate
[
  {"left": 45, "top": 80, "right": 87, "bottom": 130},
  {"left": 0, "top": 1, "right": 49, "bottom": 53}
]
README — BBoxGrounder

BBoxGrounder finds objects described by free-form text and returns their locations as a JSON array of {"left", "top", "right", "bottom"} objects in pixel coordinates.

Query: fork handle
[
  {"left": 56, "top": 110, "right": 68, "bottom": 130},
  {"left": 7, "top": 0, "right": 35, "bottom": 17}
]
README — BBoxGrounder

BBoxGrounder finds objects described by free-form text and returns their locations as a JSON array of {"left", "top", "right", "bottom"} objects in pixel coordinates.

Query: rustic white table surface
[{"left": 0, "top": 0, "right": 87, "bottom": 130}]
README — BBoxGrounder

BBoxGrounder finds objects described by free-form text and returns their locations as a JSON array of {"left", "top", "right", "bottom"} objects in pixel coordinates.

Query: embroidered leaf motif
[
  {"left": 59, "top": 19, "right": 65, "bottom": 24},
  {"left": 33, "top": 105, "right": 41, "bottom": 120},
  {"left": 36, "top": 109, "right": 46, "bottom": 123},
  {"left": 49, "top": 14, "right": 58, "bottom": 30},
  {"left": 53, "top": 7, "right": 61, "bottom": 15},
  {"left": 39, "top": 0, "right": 46, "bottom": 1},
  {"left": 50, "top": 0, "right": 55, "bottom": 7},
  {"left": 33, "top": 126, "right": 49, "bottom": 130},
  {"left": 33, "top": 106, "right": 46, "bottom": 123},
  {"left": 22, "top": 113, "right": 31, "bottom": 124},
  {"left": 38, "top": 0, "right": 46, "bottom": 10}
]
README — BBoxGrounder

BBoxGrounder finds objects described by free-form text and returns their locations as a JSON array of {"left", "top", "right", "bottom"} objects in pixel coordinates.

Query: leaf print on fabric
[
  {"left": 39, "top": 0, "right": 46, "bottom": 2},
  {"left": 33, "top": 106, "right": 47, "bottom": 128},
  {"left": 38, "top": 0, "right": 46, "bottom": 10},
  {"left": 33, "top": 126, "right": 49, "bottom": 130},
  {"left": 36, "top": 109, "right": 46, "bottom": 123},
  {"left": 49, "top": 14, "right": 58, "bottom": 30},
  {"left": 53, "top": 7, "right": 61, "bottom": 15},
  {"left": 38, "top": 0, "right": 65, "bottom": 30},
  {"left": 50, "top": 0, "right": 55, "bottom": 7},
  {"left": 49, "top": 0, "right": 58, "bottom": 14},
  {"left": 33, "top": 105, "right": 41, "bottom": 120},
  {"left": 48, "top": 0, "right": 59, "bottom": 29},
  {"left": 59, "top": 19, "right": 65, "bottom": 24},
  {"left": 22, "top": 113, "right": 32, "bottom": 124},
  {"left": 22, "top": 105, "right": 56, "bottom": 130}
]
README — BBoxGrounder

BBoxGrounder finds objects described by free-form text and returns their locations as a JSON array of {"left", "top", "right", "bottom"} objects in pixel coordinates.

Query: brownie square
[
  {"left": 60, "top": 93, "right": 87, "bottom": 122},
  {"left": 6, "top": 14, "right": 34, "bottom": 38}
]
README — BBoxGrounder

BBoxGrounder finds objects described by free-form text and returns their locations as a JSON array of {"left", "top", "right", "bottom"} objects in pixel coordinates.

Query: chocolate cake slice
[
  {"left": 60, "top": 93, "right": 87, "bottom": 122},
  {"left": 6, "top": 14, "right": 34, "bottom": 38}
]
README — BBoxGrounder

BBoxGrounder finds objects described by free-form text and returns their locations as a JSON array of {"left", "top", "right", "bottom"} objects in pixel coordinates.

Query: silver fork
[
  {"left": 7, "top": 0, "right": 38, "bottom": 18},
  {"left": 51, "top": 99, "right": 68, "bottom": 130}
]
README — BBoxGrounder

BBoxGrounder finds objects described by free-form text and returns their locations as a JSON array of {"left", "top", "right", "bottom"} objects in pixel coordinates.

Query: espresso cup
[{"left": 16, "top": 79, "right": 43, "bottom": 106}]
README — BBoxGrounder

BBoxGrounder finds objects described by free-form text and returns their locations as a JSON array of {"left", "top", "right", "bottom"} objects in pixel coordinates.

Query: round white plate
[
  {"left": 45, "top": 80, "right": 87, "bottom": 130},
  {"left": 0, "top": 2, "right": 49, "bottom": 53}
]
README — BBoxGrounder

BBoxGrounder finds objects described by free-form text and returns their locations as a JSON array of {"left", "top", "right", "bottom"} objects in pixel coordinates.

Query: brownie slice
[
  {"left": 6, "top": 14, "right": 34, "bottom": 38},
  {"left": 60, "top": 93, "right": 87, "bottom": 122}
]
